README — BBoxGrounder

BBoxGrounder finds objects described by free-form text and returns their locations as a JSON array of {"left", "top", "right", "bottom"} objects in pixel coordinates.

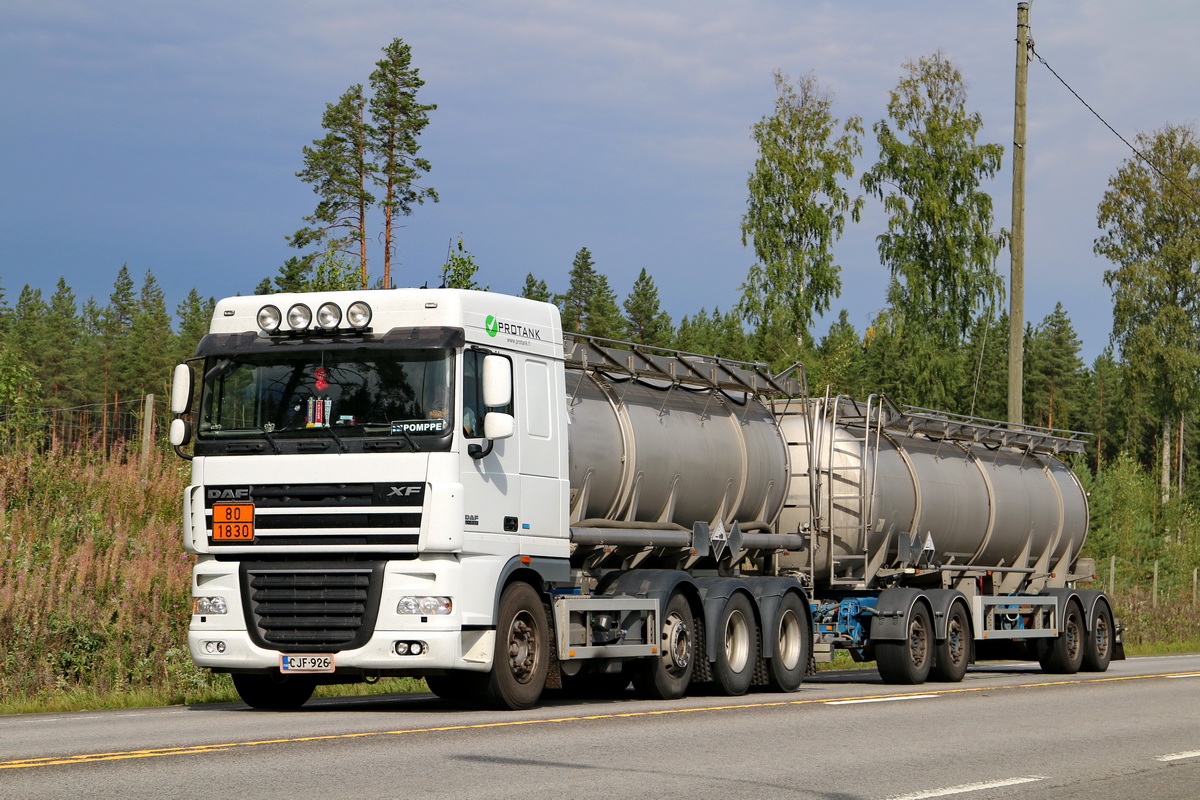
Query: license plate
[
  {"left": 212, "top": 502, "right": 255, "bottom": 541},
  {"left": 280, "top": 654, "right": 335, "bottom": 673}
]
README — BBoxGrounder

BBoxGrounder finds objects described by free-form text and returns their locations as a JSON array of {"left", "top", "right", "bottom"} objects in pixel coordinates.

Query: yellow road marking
[{"left": 1, "top": 670, "right": 1194, "bottom": 771}]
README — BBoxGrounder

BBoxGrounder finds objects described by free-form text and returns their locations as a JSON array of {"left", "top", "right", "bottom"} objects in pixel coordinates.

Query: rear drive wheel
[
  {"left": 633, "top": 591, "right": 694, "bottom": 700},
  {"left": 930, "top": 603, "right": 970, "bottom": 683},
  {"left": 232, "top": 673, "right": 317, "bottom": 710},
  {"left": 712, "top": 593, "right": 758, "bottom": 696},
  {"left": 1040, "top": 600, "right": 1084, "bottom": 674},
  {"left": 1081, "top": 603, "right": 1114, "bottom": 672},
  {"left": 876, "top": 603, "right": 932, "bottom": 685},
  {"left": 474, "top": 582, "right": 548, "bottom": 710},
  {"left": 766, "top": 592, "right": 809, "bottom": 692}
]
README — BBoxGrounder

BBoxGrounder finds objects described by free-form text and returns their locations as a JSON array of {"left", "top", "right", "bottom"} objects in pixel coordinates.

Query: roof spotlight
[
  {"left": 346, "top": 301, "right": 372, "bottom": 329},
  {"left": 257, "top": 305, "right": 282, "bottom": 333},
  {"left": 287, "top": 303, "right": 312, "bottom": 331},
  {"left": 316, "top": 302, "right": 342, "bottom": 329}
]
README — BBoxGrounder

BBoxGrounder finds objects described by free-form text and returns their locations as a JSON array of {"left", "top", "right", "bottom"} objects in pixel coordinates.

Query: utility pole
[{"left": 1008, "top": 2, "right": 1030, "bottom": 426}]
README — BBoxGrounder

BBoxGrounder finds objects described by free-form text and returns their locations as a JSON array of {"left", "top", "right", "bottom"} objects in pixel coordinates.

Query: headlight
[
  {"left": 257, "top": 305, "right": 281, "bottom": 333},
  {"left": 287, "top": 303, "right": 312, "bottom": 331},
  {"left": 193, "top": 596, "right": 229, "bottom": 615},
  {"left": 397, "top": 596, "right": 452, "bottom": 615},
  {"left": 316, "top": 302, "right": 342, "bottom": 329},
  {"left": 346, "top": 301, "right": 372, "bottom": 329}
]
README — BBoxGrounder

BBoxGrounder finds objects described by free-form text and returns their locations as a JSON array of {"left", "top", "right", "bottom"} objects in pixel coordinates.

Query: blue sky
[{"left": 2, "top": 1, "right": 1196, "bottom": 363}]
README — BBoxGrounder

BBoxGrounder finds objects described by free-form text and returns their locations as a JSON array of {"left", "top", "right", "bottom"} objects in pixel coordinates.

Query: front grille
[{"left": 241, "top": 561, "right": 384, "bottom": 652}]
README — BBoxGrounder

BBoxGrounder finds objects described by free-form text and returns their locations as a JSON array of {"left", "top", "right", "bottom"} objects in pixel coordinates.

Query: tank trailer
[{"left": 170, "top": 288, "right": 1122, "bottom": 709}]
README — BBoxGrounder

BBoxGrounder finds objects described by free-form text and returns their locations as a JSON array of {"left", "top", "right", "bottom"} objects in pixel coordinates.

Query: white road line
[
  {"left": 825, "top": 694, "right": 938, "bottom": 705},
  {"left": 1164, "top": 673, "right": 1200, "bottom": 679},
  {"left": 1157, "top": 750, "right": 1200, "bottom": 762},
  {"left": 883, "top": 776, "right": 1046, "bottom": 800}
]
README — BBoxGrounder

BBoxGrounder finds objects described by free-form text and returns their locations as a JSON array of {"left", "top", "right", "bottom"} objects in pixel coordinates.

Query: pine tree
[
  {"left": 41, "top": 278, "right": 84, "bottom": 405},
  {"left": 520, "top": 273, "right": 551, "bottom": 303},
  {"left": 623, "top": 268, "right": 673, "bottom": 347},
  {"left": 176, "top": 288, "right": 215, "bottom": 361},
  {"left": 585, "top": 273, "right": 625, "bottom": 339},
  {"left": 1024, "top": 303, "right": 1084, "bottom": 430},
  {"left": 369, "top": 38, "right": 438, "bottom": 288},
  {"left": 809, "top": 310, "right": 862, "bottom": 397},
  {"left": 556, "top": 247, "right": 598, "bottom": 334},
  {"left": 127, "top": 270, "right": 174, "bottom": 398}
]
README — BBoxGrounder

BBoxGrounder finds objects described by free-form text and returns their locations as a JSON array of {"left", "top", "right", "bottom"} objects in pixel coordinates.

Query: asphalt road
[{"left": 2, "top": 654, "right": 1199, "bottom": 799}]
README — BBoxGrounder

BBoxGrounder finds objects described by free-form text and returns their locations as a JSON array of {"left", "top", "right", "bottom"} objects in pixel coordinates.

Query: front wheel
[
  {"left": 930, "top": 602, "right": 970, "bottom": 683},
  {"left": 473, "top": 582, "right": 549, "bottom": 710},
  {"left": 232, "top": 673, "right": 316, "bottom": 710},
  {"left": 876, "top": 603, "right": 932, "bottom": 685},
  {"left": 766, "top": 592, "right": 809, "bottom": 692},
  {"left": 633, "top": 591, "right": 694, "bottom": 700}
]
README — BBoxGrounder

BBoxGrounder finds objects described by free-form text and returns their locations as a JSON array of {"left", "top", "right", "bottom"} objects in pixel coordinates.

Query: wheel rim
[
  {"left": 1065, "top": 613, "right": 1081, "bottom": 662},
  {"left": 777, "top": 608, "right": 803, "bottom": 671},
  {"left": 909, "top": 615, "right": 928, "bottom": 669},
  {"left": 1094, "top": 613, "right": 1110, "bottom": 659},
  {"left": 725, "top": 609, "right": 751, "bottom": 672},
  {"left": 662, "top": 610, "right": 691, "bottom": 676},
  {"left": 945, "top": 615, "right": 965, "bottom": 667},
  {"left": 507, "top": 610, "right": 539, "bottom": 684}
]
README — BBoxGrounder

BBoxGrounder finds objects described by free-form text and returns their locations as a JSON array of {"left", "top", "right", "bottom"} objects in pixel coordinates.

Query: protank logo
[{"left": 485, "top": 314, "right": 543, "bottom": 341}]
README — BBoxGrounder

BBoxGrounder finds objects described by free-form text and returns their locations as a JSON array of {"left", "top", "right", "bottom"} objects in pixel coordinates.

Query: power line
[{"left": 1031, "top": 43, "right": 1200, "bottom": 208}]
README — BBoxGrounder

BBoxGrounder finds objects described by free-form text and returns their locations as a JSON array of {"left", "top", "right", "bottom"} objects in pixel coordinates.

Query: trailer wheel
[
  {"left": 1038, "top": 600, "right": 1084, "bottom": 674},
  {"left": 766, "top": 592, "right": 809, "bottom": 692},
  {"left": 876, "top": 603, "right": 932, "bottom": 685},
  {"left": 633, "top": 591, "right": 694, "bottom": 700},
  {"left": 930, "top": 603, "right": 970, "bottom": 683},
  {"left": 232, "top": 673, "right": 316, "bottom": 710},
  {"left": 712, "top": 593, "right": 758, "bottom": 696},
  {"left": 1081, "top": 603, "right": 1114, "bottom": 672},
  {"left": 475, "top": 582, "right": 548, "bottom": 710}
]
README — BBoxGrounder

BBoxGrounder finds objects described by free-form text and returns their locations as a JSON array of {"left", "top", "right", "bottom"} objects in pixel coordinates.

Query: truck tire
[
  {"left": 876, "top": 603, "right": 932, "bottom": 685},
  {"left": 633, "top": 591, "right": 694, "bottom": 700},
  {"left": 766, "top": 592, "right": 808, "bottom": 692},
  {"left": 474, "top": 582, "right": 548, "bottom": 710},
  {"left": 712, "top": 593, "right": 758, "bottom": 696},
  {"left": 1081, "top": 603, "right": 1114, "bottom": 672},
  {"left": 426, "top": 672, "right": 480, "bottom": 702},
  {"left": 930, "top": 602, "right": 970, "bottom": 683},
  {"left": 1039, "top": 600, "right": 1084, "bottom": 674},
  {"left": 232, "top": 673, "right": 316, "bottom": 710}
]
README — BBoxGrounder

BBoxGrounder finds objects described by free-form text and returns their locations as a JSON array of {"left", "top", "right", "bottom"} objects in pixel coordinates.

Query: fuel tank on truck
[
  {"left": 775, "top": 398, "right": 1090, "bottom": 589},
  {"left": 561, "top": 342, "right": 791, "bottom": 531}
]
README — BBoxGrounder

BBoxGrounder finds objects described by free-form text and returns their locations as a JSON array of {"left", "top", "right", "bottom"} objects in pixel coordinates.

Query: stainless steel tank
[
  {"left": 775, "top": 404, "right": 1089, "bottom": 585},
  {"left": 564, "top": 369, "right": 790, "bottom": 528}
]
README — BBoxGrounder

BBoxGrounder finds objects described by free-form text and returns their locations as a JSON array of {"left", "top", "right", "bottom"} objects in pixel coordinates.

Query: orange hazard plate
[{"left": 212, "top": 502, "right": 255, "bottom": 540}]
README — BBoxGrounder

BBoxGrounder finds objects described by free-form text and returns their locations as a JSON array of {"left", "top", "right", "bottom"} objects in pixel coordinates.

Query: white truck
[{"left": 170, "top": 288, "right": 1121, "bottom": 710}]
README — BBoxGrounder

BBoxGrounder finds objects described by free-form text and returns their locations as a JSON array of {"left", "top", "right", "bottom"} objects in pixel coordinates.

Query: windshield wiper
[
  {"left": 315, "top": 424, "right": 348, "bottom": 453},
  {"left": 255, "top": 425, "right": 283, "bottom": 454}
]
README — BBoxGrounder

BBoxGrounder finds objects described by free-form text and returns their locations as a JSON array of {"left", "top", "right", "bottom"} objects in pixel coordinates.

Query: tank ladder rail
[
  {"left": 883, "top": 399, "right": 1090, "bottom": 456},
  {"left": 819, "top": 395, "right": 881, "bottom": 588},
  {"left": 564, "top": 334, "right": 802, "bottom": 400}
]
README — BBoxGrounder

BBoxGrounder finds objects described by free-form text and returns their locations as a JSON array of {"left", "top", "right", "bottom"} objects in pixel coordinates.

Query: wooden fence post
[
  {"left": 1153, "top": 560, "right": 1159, "bottom": 609},
  {"left": 1109, "top": 555, "right": 1115, "bottom": 597},
  {"left": 140, "top": 394, "right": 155, "bottom": 474}
]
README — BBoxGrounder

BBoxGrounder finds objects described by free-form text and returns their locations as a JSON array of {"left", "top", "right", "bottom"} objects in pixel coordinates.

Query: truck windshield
[{"left": 197, "top": 347, "right": 454, "bottom": 446}]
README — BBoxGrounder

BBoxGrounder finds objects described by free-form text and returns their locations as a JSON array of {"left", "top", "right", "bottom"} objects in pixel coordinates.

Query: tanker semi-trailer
[{"left": 168, "top": 287, "right": 1120, "bottom": 710}]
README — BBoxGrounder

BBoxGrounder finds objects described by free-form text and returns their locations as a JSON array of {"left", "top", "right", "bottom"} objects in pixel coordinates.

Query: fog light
[
  {"left": 409, "top": 642, "right": 423, "bottom": 656},
  {"left": 194, "top": 596, "right": 228, "bottom": 615},
  {"left": 394, "top": 642, "right": 410, "bottom": 655},
  {"left": 203, "top": 640, "right": 227, "bottom": 654},
  {"left": 394, "top": 641, "right": 426, "bottom": 656}
]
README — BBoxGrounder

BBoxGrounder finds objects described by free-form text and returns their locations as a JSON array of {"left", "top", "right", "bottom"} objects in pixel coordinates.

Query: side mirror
[
  {"left": 171, "top": 363, "right": 194, "bottom": 415},
  {"left": 482, "top": 354, "right": 511, "bottom": 408},
  {"left": 483, "top": 411, "right": 515, "bottom": 441},
  {"left": 169, "top": 418, "right": 192, "bottom": 447}
]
